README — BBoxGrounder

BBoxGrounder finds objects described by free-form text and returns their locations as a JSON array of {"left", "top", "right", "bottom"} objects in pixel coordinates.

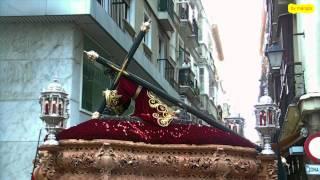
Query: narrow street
[{"left": 0, "top": 0, "right": 319, "bottom": 179}]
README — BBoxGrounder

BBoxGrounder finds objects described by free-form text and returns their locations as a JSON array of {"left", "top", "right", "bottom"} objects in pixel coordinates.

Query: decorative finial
[
  {"left": 84, "top": 50, "right": 99, "bottom": 62},
  {"left": 140, "top": 20, "right": 152, "bottom": 32}
]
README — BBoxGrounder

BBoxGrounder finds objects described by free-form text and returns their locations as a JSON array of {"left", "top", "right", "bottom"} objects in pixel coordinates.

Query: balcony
[
  {"left": 158, "top": 0, "right": 175, "bottom": 31},
  {"left": 197, "top": 43, "right": 212, "bottom": 64},
  {"left": 178, "top": 2, "right": 199, "bottom": 47},
  {"left": 178, "top": 67, "right": 200, "bottom": 105},
  {"left": 199, "top": 94, "right": 218, "bottom": 121},
  {"left": 197, "top": 43, "right": 206, "bottom": 59},
  {"left": 158, "top": 58, "right": 179, "bottom": 90}
]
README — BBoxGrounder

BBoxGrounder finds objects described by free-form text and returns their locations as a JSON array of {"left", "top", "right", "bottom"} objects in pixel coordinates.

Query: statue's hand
[
  {"left": 92, "top": 111, "right": 100, "bottom": 119},
  {"left": 84, "top": 50, "right": 99, "bottom": 62}
]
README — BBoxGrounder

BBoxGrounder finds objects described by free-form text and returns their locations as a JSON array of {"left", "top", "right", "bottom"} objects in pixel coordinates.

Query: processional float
[
  {"left": 83, "top": 21, "right": 259, "bottom": 147},
  {"left": 32, "top": 21, "right": 278, "bottom": 180}
]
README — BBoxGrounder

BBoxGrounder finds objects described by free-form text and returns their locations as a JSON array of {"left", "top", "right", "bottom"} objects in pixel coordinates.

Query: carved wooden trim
[
  {"left": 257, "top": 155, "right": 278, "bottom": 180},
  {"left": 33, "top": 139, "right": 277, "bottom": 179}
]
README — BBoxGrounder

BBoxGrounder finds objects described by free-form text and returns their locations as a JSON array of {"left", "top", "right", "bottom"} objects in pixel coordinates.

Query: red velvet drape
[{"left": 58, "top": 119, "right": 255, "bottom": 148}]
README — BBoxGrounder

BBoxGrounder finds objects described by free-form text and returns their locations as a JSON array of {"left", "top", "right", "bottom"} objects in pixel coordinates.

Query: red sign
[{"left": 304, "top": 132, "right": 320, "bottom": 163}]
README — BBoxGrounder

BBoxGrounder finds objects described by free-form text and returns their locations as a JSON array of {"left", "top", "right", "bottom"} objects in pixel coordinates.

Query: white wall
[
  {"left": 0, "top": 23, "right": 83, "bottom": 179},
  {"left": 296, "top": 0, "right": 320, "bottom": 93}
]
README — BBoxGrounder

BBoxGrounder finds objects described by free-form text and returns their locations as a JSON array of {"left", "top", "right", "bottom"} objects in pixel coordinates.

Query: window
[
  {"left": 97, "top": 0, "right": 103, "bottom": 5},
  {"left": 165, "top": 60, "right": 175, "bottom": 87},
  {"left": 198, "top": 20, "right": 203, "bottom": 42},
  {"left": 158, "top": 38, "right": 165, "bottom": 76},
  {"left": 179, "top": 2, "right": 189, "bottom": 20},
  {"left": 178, "top": 46, "right": 191, "bottom": 67},
  {"left": 128, "top": 0, "right": 135, "bottom": 27},
  {"left": 143, "top": 13, "right": 152, "bottom": 48},
  {"left": 98, "top": 0, "right": 131, "bottom": 29},
  {"left": 209, "top": 84, "right": 215, "bottom": 98},
  {"left": 199, "top": 68, "right": 204, "bottom": 93},
  {"left": 124, "top": 0, "right": 130, "bottom": 22},
  {"left": 169, "top": 32, "right": 176, "bottom": 61},
  {"left": 82, "top": 36, "right": 113, "bottom": 112}
]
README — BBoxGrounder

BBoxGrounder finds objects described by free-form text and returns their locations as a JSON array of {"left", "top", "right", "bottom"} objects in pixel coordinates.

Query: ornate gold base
[{"left": 33, "top": 139, "right": 277, "bottom": 179}]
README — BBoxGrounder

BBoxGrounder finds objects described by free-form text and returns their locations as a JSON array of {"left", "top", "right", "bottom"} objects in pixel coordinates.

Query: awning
[
  {"left": 273, "top": 131, "right": 304, "bottom": 155},
  {"left": 274, "top": 104, "right": 304, "bottom": 154},
  {"left": 279, "top": 104, "right": 301, "bottom": 141}
]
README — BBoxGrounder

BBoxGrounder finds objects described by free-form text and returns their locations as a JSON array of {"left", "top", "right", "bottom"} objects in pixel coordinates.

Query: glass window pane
[{"left": 82, "top": 36, "right": 112, "bottom": 112}]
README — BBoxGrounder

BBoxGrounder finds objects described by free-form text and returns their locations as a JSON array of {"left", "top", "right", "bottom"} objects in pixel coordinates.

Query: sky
[{"left": 202, "top": 0, "right": 263, "bottom": 143}]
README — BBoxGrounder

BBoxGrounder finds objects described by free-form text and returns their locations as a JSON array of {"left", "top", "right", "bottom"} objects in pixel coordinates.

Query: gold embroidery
[
  {"left": 147, "top": 91, "right": 175, "bottom": 127},
  {"left": 103, "top": 89, "right": 124, "bottom": 114}
]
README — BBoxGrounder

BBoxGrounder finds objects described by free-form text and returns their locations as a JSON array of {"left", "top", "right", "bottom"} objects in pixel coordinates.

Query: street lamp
[
  {"left": 265, "top": 42, "right": 284, "bottom": 70},
  {"left": 255, "top": 95, "right": 280, "bottom": 155},
  {"left": 39, "top": 79, "right": 69, "bottom": 145}
]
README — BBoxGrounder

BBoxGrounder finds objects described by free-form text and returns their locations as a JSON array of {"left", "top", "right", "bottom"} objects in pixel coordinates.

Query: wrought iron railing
[
  {"left": 178, "top": 67, "right": 199, "bottom": 95},
  {"left": 157, "top": 58, "right": 176, "bottom": 89}
]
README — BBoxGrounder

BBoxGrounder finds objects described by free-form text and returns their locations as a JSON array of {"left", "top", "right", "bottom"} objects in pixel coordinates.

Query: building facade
[
  {"left": 259, "top": 0, "right": 320, "bottom": 179},
  {"left": 0, "top": 0, "right": 226, "bottom": 179}
]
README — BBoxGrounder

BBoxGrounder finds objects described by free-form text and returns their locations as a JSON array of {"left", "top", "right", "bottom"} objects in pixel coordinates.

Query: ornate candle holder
[
  {"left": 39, "top": 79, "right": 69, "bottom": 145},
  {"left": 254, "top": 95, "right": 280, "bottom": 155}
]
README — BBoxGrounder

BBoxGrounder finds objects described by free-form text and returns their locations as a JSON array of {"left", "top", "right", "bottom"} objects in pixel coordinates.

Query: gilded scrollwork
[
  {"left": 266, "top": 161, "right": 278, "bottom": 180},
  {"left": 147, "top": 91, "right": 176, "bottom": 127},
  {"left": 118, "top": 152, "right": 138, "bottom": 168},
  {"left": 94, "top": 145, "right": 116, "bottom": 173},
  {"left": 256, "top": 156, "right": 278, "bottom": 179},
  {"left": 32, "top": 150, "right": 57, "bottom": 180},
  {"left": 70, "top": 152, "right": 95, "bottom": 170}
]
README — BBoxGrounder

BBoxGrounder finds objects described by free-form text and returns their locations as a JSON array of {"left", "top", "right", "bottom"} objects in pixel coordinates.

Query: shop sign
[{"left": 305, "top": 164, "right": 320, "bottom": 175}]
